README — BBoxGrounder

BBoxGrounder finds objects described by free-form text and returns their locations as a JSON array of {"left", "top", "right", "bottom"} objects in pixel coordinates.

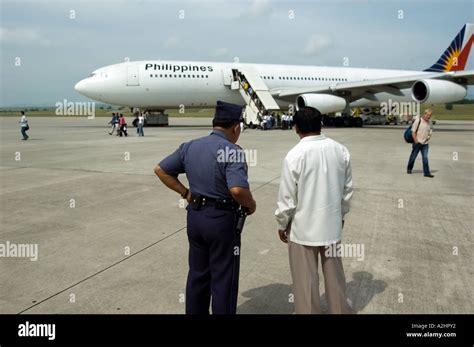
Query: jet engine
[
  {"left": 411, "top": 79, "right": 467, "bottom": 104},
  {"left": 295, "top": 94, "right": 347, "bottom": 114}
]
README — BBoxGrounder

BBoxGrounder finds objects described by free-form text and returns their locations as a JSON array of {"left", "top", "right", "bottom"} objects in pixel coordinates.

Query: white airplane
[{"left": 75, "top": 23, "right": 473, "bottom": 126}]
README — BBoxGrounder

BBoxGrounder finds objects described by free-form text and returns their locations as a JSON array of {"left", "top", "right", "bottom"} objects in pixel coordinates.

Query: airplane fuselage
[{"left": 75, "top": 60, "right": 432, "bottom": 110}]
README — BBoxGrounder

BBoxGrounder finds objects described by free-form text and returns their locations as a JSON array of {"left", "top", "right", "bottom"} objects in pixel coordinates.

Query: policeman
[{"left": 154, "top": 101, "right": 257, "bottom": 314}]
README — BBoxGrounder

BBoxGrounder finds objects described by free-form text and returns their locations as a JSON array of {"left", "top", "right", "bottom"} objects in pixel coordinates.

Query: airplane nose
[{"left": 74, "top": 79, "right": 87, "bottom": 94}]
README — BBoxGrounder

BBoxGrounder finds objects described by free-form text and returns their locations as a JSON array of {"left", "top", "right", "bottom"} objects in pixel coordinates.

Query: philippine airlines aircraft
[{"left": 75, "top": 24, "right": 473, "bottom": 119}]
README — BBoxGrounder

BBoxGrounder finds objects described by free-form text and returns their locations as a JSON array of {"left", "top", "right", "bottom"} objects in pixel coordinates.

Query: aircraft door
[
  {"left": 127, "top": 65, "right": 140, "bottom": 86},
  {"left": 221, "top": 68, "right": 234, "bottom": 86}
]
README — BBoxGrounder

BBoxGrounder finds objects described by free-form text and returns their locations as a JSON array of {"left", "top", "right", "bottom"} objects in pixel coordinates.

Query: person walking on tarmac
[
  {"left": 118, "top": 114, "right": 128, "bottom": 137},
  {"left": 154, "top": 101, "right": 256, "bottom": 314},
  {"left": 109, "top": 113, "right": 119, "bottom": 135},
  {"left": 19, "top": 111, "right": 29, "bottom": 140}
]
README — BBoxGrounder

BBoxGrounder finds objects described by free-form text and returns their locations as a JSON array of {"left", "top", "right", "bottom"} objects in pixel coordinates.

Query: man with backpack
[{"left": 407, "top": 109, "right": 434, "bottom": 178}]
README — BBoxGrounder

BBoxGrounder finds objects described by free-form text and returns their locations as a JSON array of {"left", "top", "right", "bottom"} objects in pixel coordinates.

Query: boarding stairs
[{"left": 230, "top": 67, "right": 280, "bottom": 127}]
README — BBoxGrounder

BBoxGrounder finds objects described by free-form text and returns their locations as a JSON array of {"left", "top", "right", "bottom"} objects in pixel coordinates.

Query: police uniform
[{"left": 159, "top": 101, "right": 249, "bottom": 314}]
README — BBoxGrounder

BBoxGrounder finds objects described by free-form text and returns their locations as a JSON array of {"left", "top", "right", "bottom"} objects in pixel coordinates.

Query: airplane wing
[{"left": 272, "top": 70, "right": 474, "bottom": 102}]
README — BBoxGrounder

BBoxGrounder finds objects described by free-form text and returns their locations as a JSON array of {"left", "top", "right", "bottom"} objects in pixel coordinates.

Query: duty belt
[{"left": 190, "top": 194, "right": 239, "bottom": 211}]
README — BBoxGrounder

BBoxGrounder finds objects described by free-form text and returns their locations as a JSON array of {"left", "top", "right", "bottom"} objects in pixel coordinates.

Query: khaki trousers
[{"left": 288, "top": 241, "right": 354, "bottom": 314}]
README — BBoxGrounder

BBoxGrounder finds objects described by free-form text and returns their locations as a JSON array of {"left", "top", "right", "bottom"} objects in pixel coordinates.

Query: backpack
[{"left": 404, "top": 117, "right": 422, "bottom": 143}]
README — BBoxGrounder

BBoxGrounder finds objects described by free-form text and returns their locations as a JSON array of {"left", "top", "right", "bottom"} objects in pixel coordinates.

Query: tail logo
[{"left": 425, "top": 24, "right": 473, "bottom": 72}]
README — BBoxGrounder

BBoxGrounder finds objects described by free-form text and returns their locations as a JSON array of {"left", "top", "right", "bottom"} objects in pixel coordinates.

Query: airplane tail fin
[{"left": 424, "top": 23, "right": 473, "bottom": 72}]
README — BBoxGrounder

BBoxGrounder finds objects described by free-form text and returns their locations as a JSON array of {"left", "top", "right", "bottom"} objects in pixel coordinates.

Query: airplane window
[
  {"left": 164, "top": 74, "right": 168, "bottom": 77},
  {"left": 188, "top": 75, "right": 191, "bottom": 78},
  {"left": 192, "top": 75, "right": 195, "bottom": 78},
  {"left": 150, "top": 74, "right": 153, "bottom": 77},
  {"left": 206, "top": 75, "right": 208, "bottom": 78},
  {"left": 155, "top": 74, "right": 158, "bottom": 77}
]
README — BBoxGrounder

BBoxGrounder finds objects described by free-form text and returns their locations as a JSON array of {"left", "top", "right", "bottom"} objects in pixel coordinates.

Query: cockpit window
[{"left": 89, "top": 73, "right": 96, "bottom": 78}]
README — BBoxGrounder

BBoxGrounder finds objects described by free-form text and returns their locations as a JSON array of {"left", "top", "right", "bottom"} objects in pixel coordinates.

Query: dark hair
[
  {"left": 21, "top": 111, "right": 25, "bottom": 115},
  {"left": 293, "top": 107, "right": 322, "bottom": 134},
  {"left": 212, "top": 119, "right": 240, "bottom": 129}
]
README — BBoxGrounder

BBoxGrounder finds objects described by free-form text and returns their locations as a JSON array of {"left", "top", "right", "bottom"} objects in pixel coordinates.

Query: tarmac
[{"left": 0, "top": 116, "right": 473, "bottom": 314}]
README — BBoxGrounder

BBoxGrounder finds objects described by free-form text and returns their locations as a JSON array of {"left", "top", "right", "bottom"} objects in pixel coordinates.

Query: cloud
[
  {"left": 0, "top": 27, "right": 52, "bottom": 47},
  {"left": 212, "top": 47, "right": 229, "bottom": 56},
  {"left": 243, "top": 0, "right": 272, "bottom": 17},
  {"left": 303, "top": 34, "right": 331, "bottom": 56},
  {"left": 163, "top": 35, "right": 180, "bottom": 48}
]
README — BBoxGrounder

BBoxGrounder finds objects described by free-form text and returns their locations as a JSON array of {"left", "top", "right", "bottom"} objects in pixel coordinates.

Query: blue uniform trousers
[{"left": 186, "top": 207, "right": 240, "bottom": 314}]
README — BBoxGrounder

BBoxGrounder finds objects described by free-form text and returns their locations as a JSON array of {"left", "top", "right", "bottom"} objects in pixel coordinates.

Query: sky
[{"left": 0, "top": 0, "right": 473, "bottom": 106}]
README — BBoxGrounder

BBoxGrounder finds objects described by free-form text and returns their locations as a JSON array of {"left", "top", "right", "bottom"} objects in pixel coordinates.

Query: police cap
[{"left": 213, "top": 101, "right": 243, "bottom": 122}]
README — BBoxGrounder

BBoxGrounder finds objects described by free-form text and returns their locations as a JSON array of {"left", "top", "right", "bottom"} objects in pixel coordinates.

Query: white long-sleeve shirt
[
  {"left": 20, "top": 115, "right": 28, "bottom": 127},
  {"left": 275, "top": 134, "right": 353, "bottom": 246}
]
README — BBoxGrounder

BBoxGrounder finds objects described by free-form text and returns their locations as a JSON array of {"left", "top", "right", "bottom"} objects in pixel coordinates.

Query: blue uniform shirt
[{"left": 159, "top": 130, "right": 249, "bottom": 198}]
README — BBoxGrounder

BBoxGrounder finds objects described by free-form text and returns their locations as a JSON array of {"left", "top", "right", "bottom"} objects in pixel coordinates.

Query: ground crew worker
[{"left": 154, "top": 101, "right": 256, "bottom": 314}]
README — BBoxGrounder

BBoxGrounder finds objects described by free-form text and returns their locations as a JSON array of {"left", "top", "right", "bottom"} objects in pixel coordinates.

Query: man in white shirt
[
  {"left": 19, "top": 111, "right": 29, "bottom": 140},
  {"left": 275, "top": 106, "right": 354, "bottom": 314},
  {"left": 137, "top": 113, "right": 145, "bottom": 137},
  {"left": 261, "top": 114, "right": 269, "bottom": 130}
]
